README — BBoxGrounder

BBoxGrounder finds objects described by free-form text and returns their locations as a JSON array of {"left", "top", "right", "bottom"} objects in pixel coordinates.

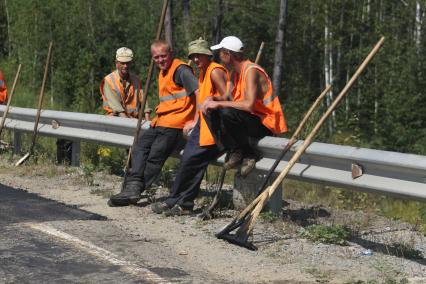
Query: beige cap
[
  {"left": 116, "top": 47, "right": 133, "bottom": 62},
  {"left": 188, "top": 37, "right": 212, "bottom": 58}
]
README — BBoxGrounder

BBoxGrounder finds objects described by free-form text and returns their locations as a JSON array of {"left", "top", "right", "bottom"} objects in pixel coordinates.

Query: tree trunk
[
  {"left": 212, "top": 0, "right": 224, "bottom": 45},
  {"left": 324, "top": 2, "right": 335, "bottom": 134},
  {"left": 212, "top": 0, "right": 224, "bottom": 62},
  {"left": 272, "top": 0, "right": 288, "bottom": 100},
  {"left": 182, "top": 0, "right": 190, "bottom": 43},
  {"left": 4, "top": 0, "right": 11, "bottom": 57},
  {"left": 164, "top": 0, "right": 173, "bottom": 48},
  {"left": 415, "top": 1, "right": 422, "bottom": 54}
]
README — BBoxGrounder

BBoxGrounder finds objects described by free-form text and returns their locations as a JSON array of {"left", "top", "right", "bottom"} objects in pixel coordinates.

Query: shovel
[
  {"left": 0, "top": 64, "right": 22, "bottom": 139},
  {"left": 216, "top": 37, "right": 385, "bottom": 250},
  {"left": 16, "top": 42, "right": 53, "bottom": 166}
]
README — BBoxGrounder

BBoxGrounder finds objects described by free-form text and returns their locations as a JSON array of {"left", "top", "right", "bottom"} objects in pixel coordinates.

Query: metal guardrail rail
[{"left": 1, "top": 105, "right": 426, "bottom": 202}]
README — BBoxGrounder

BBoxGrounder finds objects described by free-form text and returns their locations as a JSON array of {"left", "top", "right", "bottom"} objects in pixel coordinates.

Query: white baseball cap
[
  {"left": 116, "top": 47, "right": 133, "bottom": 62},
  {"left": 210, "top": 36, "right": 244, "bottom": 52}
]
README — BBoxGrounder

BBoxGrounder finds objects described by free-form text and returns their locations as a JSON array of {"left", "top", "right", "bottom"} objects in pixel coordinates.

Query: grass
[
  {"left": 259, "top": 211, "right": 279, "bottom": 223},
  {"left": 300, "top": 224, "right": 352, "bottom": 245},
  {"left": 304, "top": 267, "right": 331, "bottom": 283},
  {"left": 2, "top": 125, "right": 426, "bottom": 237},
  {"left": 284, "top": 179, "right": 426, "bottom": 235},
  {"left": 90, "top": 187, "right": 114, "bottom": 198}
]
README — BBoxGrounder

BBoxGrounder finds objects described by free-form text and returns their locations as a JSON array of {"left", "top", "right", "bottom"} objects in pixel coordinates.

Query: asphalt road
[{"left": 0, "top": 184, "right": 162, "bottom": 284}]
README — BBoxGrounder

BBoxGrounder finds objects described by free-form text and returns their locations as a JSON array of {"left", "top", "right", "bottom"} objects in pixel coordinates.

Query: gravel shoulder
[{"left": 1, "top": 160, "right": 425, "bottom": 283}]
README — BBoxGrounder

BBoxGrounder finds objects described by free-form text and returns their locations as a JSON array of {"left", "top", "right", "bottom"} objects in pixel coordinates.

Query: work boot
[
  {"left": 224, "top": 149, "right": 243, "bottom": 170},
  {"left": 240, "top": 158, "right": 256, "bottom": 177},
  {"left": 108, "top": 180, "right": 143, "bottom": 207}
]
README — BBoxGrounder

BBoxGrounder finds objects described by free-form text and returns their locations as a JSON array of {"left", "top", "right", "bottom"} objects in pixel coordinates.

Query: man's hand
[
  {"left": 201, "top": 100, "right": 220, "bottom": 115},
  {"left": 183, "top": 120, "right": 196, "bottom": 137}
]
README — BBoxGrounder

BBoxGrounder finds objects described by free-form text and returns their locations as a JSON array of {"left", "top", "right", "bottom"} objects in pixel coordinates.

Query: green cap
[{"left": 188, "top": 37, "right": 213, "bottom": 58}]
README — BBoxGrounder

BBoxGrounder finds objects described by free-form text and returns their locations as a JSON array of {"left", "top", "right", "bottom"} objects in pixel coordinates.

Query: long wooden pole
[
  {"left": 217, "top": 37, "right": 385, "bottom": 244},
  {"left": 16, "top": 42, "right": 53, "bottom": 166},
  {"left": 0, "top": 64, "right": 22, "bottom": 138},
  {"left": 124, "top": 0, "right": 169, "bottom": 171},
  {"left": 255, "top": 84, "right": 331, "bottom": 196},
  {"left": 254, "top": 42, "right": 264, "bottom": 64}
]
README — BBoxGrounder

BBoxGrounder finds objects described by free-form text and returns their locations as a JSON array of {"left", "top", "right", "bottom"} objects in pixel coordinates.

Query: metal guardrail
[{"left": 1, "top": 105, "right": 426, "bottom": 202}]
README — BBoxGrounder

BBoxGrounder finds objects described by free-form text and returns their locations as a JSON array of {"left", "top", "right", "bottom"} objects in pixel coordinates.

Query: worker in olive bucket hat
[{"left": 151, "top": 38, "right": 229, "bottom": 215}]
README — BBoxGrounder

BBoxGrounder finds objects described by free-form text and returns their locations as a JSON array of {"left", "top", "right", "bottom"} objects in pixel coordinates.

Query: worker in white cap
[
  {"left": 100, "top": 47, "right": 151, "bottom": 119},
  {"left": 203, "top": 36, "right": 288, "bottom": 175}
]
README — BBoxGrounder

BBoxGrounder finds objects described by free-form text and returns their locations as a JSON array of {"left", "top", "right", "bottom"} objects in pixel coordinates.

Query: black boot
[{"left": 108, "top": 180, "right": 143, "bottom": 207}]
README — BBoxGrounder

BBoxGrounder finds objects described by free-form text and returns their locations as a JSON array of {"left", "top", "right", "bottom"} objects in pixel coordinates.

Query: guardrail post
[
  {"left": 13, "top": 130, "right": 22, "bottom": 155},
  {"left": 71, "top": 140, "right": 80, "bottom": 167},
  {"left": 233, "top": 171, "right": 282, "bottom": 216}
]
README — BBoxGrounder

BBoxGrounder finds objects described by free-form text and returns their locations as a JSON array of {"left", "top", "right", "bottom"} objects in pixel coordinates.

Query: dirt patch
[{"left": 1, "top": 160, "right": 425, "bottom": 283}]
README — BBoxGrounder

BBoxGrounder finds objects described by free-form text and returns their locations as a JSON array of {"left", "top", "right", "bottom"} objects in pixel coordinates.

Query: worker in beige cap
[
  {"left": 100, "top": 47, "right": 151, "bottom": 119},
  {"left": 109, "top": 40, "right": 199, "bottom": 207},
  {"left": 151, "top": 37, "right": 228, "bottom": 216}
]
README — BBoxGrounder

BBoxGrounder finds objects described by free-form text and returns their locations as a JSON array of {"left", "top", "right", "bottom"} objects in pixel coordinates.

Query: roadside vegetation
[{"left": 0, "top": 4, "right": 425, "bottom": 276}]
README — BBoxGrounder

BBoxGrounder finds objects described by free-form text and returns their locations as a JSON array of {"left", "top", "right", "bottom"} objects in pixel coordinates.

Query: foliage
[
  {"left": 96, "top": 146, "right": 126, "bottom": 175},
  {"left": 80, "top": 163, "right": 95, "bottom": 186},
  {"left": 259, "top": 211, "right": 279, "bottom": 223},
  {"left": 0, "top": 1, "right": 426, "bottom": 231},
  {"left": 0, "top": 0, "right": 425, "bottom": 155},
  {"left": 300, "top": 224, "right": 351, "bottom": 245},
  {"left": 284, "top": 179, "right": 426, "bottom": 234}
]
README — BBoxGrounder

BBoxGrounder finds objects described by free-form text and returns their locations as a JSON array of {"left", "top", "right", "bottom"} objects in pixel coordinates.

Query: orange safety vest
[
  {"left": 198, "top": 62, "right": 227, "bottom": 146},
  {"left": 232, "top": 60, "right": 287, "bottom": 134},
  {"left": 99, "top": 71, "right": 141, "bottom": 118},
  {"left": 0, "top": 70, "right": 7, "bottom": 105},
  {"left": 151, "top": 59, "right": 196, "bottom": 129}
]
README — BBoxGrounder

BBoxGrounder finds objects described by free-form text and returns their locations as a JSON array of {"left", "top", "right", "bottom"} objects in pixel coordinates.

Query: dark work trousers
[
  {"left": 165, "top": 121, "right": 222, "bottom": 209},
  {"left": 205, "top": 108, "right": 272, "bottom": 156},
  {"left": 126, "top": 126, "right": 184, "bottom": 192}
]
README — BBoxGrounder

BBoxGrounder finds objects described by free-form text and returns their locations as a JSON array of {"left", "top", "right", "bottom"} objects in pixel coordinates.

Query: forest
[{"left": 0, "top": 0, "right": 425, "bottom": 155}]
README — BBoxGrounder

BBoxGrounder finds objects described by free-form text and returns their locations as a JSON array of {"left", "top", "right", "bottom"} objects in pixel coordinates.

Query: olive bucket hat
[{"left": 188, "top": 37, "right": 213, "bottom": 58}]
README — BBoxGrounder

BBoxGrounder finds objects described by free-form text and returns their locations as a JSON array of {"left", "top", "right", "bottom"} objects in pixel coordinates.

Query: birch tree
[
  {"left": 324, "top": 2, "right": 336, "bottom": 134},
  {"left": 272, "top": 0, "right": 288, "bottom": 101},
  {"left": 165, "top": 0, "right": 173, "bottom": 48},
  {"left": 182, "top": 0, "right": 190, "bottom": 43}
]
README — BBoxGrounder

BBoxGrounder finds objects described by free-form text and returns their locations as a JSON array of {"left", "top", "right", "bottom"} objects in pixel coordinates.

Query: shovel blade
[{"left": 15, "top": 152, "right": 30, "bottom": 166}]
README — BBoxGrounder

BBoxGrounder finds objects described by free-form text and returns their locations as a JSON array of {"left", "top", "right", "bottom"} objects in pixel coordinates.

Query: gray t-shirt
[{"left": 173, "top": 65, "right": 198, "bottom": 95}]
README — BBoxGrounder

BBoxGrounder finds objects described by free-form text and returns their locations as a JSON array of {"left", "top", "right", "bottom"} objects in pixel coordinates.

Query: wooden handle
[
  {"left": 267, "top": 37, "right": 385, "bottom": 199},
  {"left": 124, "top": 0, "right": 169, "bottom": 170},
  {"left": 255, "top": 42, "right": 264, "bottom": 64},
  {"left": 0, "top": 64, "right": 22, "bottom": 138},
  {"left": 30, "top": 41, "right": 53, "bottom": 152}
]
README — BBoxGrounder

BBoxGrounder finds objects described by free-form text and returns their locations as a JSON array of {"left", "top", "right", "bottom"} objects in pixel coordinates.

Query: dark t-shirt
[{"left": 173, "top": 65, "right": 198, "bottom": 95}]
